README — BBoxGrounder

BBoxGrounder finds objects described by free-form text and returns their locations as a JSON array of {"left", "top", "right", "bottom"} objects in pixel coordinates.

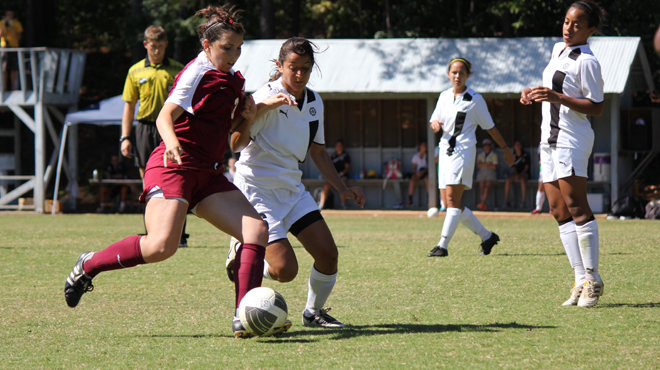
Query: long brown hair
[{"left": 269, "top": 37, "right": 320, "bottom": 82}]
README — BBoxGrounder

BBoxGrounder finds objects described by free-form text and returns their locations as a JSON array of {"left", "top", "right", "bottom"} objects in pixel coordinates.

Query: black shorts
[{"left": 135, "top": 121, "right": 161, "bottom": 170}]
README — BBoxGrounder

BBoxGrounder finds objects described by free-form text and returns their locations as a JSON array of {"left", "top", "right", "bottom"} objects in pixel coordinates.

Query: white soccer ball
[
  {"left": 427, "top": 207, "right": 439, "bottom": 218},
  {"left": 238, "top": 287, "right": 289, "bottom": 337}
]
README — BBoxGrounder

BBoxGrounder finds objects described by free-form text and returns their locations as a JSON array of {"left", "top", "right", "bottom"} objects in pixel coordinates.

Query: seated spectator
[
  {"left": 408, "top": 141, "right": 429, "bottom": 207},
  {"left": 224, "top": 157, "right": 236, "bottom": 183},
  {"left": 98, "top": 155, "right": 130, "bottom": 213},
  {"left": 475, "top": 138, "right": 498, "bottom": 211},
  {"left": 320, "top": 139, "right": 350, "bottom": 209},
  {"left": 504, "top": 140, "right": 530, "bottom": 210}
]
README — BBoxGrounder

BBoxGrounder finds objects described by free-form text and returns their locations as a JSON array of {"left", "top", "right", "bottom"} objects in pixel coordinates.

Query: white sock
[
  {"left": 305, "top": 265, "right": 337, "bottom": 315},
  {"left": 459, "top": 207, "right": 492, "bottom": 241},
  {"left": 535, "top": 191, "right": 545, "bottom": 211},
  {"left": 558, "top": 219, "right": 586, "bottom": 285},
  {"left": 575, "top": 218, "right": 601, "bottom": 283},
  {"left": 263, "top": 260, "right": 273, "bottom": 280},
  {"left": 437, "top": 208, "right": 462, "bottom": 249}
]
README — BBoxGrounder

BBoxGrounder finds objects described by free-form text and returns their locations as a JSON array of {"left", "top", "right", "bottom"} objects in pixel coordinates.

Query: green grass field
[{"left": 1, "top": 212, "right": 659, "bottom": 369}]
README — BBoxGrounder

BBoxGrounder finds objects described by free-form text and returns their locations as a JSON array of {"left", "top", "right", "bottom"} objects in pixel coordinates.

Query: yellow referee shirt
[{"left": 122, "top": 57, "right": 184, "bottom": 122}]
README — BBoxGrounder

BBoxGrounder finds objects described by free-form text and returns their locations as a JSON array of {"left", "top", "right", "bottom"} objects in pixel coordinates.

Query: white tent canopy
[{"left": 52, "top": 95, "right": 138, "bottom": 214}]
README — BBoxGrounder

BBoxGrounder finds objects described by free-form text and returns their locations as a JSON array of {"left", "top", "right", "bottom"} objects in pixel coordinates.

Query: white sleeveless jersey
[
  {"left": 540, "top": 42, "right": 604, "bottom": 153},
  {"left": 235, "top": 78, "right": 325, "bottom": 192},
  {"left": 430, "top": 87, "right": 495, "bottom": 155}
]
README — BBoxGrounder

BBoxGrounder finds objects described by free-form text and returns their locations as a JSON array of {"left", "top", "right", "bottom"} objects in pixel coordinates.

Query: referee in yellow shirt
[{"left": 119, "top": 25, "right": 188, "bottom": 245}]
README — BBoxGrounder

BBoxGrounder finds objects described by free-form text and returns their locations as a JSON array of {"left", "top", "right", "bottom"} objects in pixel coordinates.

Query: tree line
[{"left": 7, "top": 0, "right": 660, "bottom": 102}]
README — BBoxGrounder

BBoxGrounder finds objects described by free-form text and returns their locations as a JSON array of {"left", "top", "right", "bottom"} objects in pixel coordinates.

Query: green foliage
[{"left": 1, "top": 213, "right": 659, "bottom": 368}]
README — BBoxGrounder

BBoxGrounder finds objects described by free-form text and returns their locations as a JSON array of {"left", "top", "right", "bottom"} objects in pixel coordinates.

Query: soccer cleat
[
  {"left": 226, "top": 237, "right": 241, "bottom": 282},
  {"left": 302, "top": 308, "right": 346, "bottom": 328},
  {"left": 232, "top": 317, "right": 254, "bottom": 339},
  {"left": 479, "top": 232, "right": 499, "bottom": 256},
  {"left": 531, "top": 208, "right": 542, "bottom": 214},
  {"left": 561, "top": 282, "right": 583, "bottom": 306},
  {"left": 577, "top": 280, "right": 604, "bottom": 308},
  {"left": 428, "top": 246, "right": 449, "bottom": 257},
  {"left": 64, "top": 252, "right": 95, "bottom": 308},
  {"left": 271, "top": 320, "right": 293, "bottom": 336},
  {"left": 178, "top": 233, "right": 189, "bottom": 248},
  {"left": 477, "top": 203, "right": 487, "bottom": 211}
]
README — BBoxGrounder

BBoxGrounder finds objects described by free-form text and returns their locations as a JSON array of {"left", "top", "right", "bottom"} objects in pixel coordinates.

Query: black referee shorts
[{"left": 135, "top": 121, "right": 161, "bottom": 170}]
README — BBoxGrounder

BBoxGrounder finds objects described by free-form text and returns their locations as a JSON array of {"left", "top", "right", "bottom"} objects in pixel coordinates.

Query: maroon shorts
[{"left": 140, "top": 145, "right": 237, "bottom": 211}]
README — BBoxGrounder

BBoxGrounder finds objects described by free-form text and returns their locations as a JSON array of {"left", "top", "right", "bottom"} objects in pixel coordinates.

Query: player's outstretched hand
[
  {"left": 241, "top": 95, "right": 257, "bottom": 121},
  {"left": 520, "top": 88, "right": 532, "bottom": 105},
  {"left": 164, "top": 146, "right": 183, "bottom": 167},
  {"left": 342, "top": 186, "right": 366, "bottom": 208},
  {"left": 263, "top": 93, "right": 297, "bottom": 109},
  {"left": 503, "top": 146, "right": 515, "bottom": 167}
]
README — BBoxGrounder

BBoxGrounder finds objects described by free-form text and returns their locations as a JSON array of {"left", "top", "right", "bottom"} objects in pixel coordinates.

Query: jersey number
[{"left": 230, "top": 97, "right": 239, "bottom": 119}]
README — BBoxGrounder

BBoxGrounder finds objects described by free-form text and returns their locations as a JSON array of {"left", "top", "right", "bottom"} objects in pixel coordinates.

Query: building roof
[{"left": 234, "top": 37, "right": 649, "bottom": 95}]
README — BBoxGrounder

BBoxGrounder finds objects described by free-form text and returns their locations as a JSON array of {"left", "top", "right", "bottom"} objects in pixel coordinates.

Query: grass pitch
[{"left": 1, "top": 212, "right": 659, "bottom": 369}]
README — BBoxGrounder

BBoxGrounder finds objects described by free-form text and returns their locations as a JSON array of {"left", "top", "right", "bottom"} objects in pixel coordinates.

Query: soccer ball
[
  {"left": 427, "top": 207, "right": 439, "bottom": 218},
  {"left": 238, "top": 287, "right": 289, "bottom": 337}
]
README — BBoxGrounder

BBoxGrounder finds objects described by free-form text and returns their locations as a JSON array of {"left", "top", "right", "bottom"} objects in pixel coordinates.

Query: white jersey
[
  {"left": 540, "top": 42, "right": 604, "bottom": 153},
  {"left": 411, "top": 152, "right": 427, "bottom": 170},
  {"left": 235, "top": 78, "right": 325, "bottom": 192},
  {"left": 430, "top": 87, "right": 495, "bottom": 156}
]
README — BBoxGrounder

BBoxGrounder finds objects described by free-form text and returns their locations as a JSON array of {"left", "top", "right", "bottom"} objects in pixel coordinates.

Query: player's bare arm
[
  {"left": 309, "top": 143, "right": 366, "bottom": 208},
  {"left": 156, "top": 102, "right": 184, "bottom": 167},
  {"left": 528, "top": 86, "right": 603, "bottom": 116},
  {"left": 485, "top": 127, "right": 515, "bottom": 167},
  {"left": 121, "top": 101, "right": 137, "bottom": 158}
]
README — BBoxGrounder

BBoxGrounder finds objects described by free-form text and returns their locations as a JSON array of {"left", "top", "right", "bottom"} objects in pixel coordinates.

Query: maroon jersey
[{"left": 165, "top": 50, "right": 245, "bottom": 166}]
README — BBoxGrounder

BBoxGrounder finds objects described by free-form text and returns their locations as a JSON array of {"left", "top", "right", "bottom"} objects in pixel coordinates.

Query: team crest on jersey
[
  {"left": 309, "top": 107, "right": 316, "bottom": 116},
  {"left": 563, "top": 63, "right": 569, "bottom": 69}
]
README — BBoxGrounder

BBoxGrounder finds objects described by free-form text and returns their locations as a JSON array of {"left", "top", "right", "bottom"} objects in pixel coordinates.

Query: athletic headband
[
  {"left": 201, "top": 17, "right": 235, "bottom": 41},
  {"left": 449, "top": 58, "right": 470, "bottom": 66},
  {"left": 577, "top": 1, "right": 593, "bottom": 12}
]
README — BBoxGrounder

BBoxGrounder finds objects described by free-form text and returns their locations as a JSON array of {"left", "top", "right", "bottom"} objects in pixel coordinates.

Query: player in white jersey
[
  {"left": 428, "top": 57, "right": 514, "bottom": 258},
  {"left": 228, "top": 37, "right": 366, "bottom": 328},
  {"left": 522, "top": 0, "right": 606, "bottom": 307}
]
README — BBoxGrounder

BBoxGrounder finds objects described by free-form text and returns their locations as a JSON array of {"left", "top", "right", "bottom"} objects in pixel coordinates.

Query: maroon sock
[
  {"left": 83, "top": 235, "right": 146, "bottom": 278},
  {"left": 234, "top": 243, "right": 265, "bottom": 308}
]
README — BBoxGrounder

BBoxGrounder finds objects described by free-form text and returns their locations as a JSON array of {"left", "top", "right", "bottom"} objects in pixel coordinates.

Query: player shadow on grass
[
  {"left": 596, "top": 302, "right": 660, "bottom": 309},
  {"left": 276, "top": 321, "right": 556, "bottom": 340}
]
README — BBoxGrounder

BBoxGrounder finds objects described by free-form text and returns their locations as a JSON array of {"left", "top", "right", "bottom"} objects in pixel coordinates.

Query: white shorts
[
  {"left": 234, "top": 176, "right": 319, "bottom": 243},
  {"left": 540, "top": 146, "right": 589, "bottom": 182},
  {"left": 438, "top": 146, "right": 475, "bottom": 190}
]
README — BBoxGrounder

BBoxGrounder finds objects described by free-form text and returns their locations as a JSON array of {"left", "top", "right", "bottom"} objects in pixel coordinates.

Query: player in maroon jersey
[{"left": 63, "top": 5, "right": 281, "bottom": 338}]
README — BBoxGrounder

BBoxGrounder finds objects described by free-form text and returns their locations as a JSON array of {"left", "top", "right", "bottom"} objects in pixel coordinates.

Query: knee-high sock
[
  {"left": 536, "top": 191, "right": 546, "bottom": 211},
  {"left": 83, "top": 235, "right": 145, "bottom": 278},
  {"left": 459, "top": 207, "right": 492, "bottom": 241},
  {"left": 437, "top": 207, "right": 462, "bottom": 249},
  {"left": 558, "top": 218, "right": 586, "bottom": 285},
  {"left": 234, "top": 243, "right": 265, "bottom": 309},
  {"left": 305, "top": 265, "right": 337, "bottom": 315},
  {"left": 575, "top": 216, "right": 601, "bottom": 283}
]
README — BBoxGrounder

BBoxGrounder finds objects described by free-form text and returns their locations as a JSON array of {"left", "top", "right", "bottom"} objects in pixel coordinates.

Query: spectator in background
[
  {"left": 224, "top": 157, "right": 237, "bottom": 183},
  {"left": 320, "top": 139, "right": 350, "bottom": 210},
  {"left": 0, "top": 10, "right": 23, "bottom": 90},
  {"left": 98, "top": 155, "right": 129, "bottom": 213},
  {"left": 504, "top": 140, "right": 530, "bottom": 210},
  {"left": 408, "top": 141, "right": 429, "bottom": 207},
  {"left": 475, "top": 138, "right": 498, "bottom": 211}
]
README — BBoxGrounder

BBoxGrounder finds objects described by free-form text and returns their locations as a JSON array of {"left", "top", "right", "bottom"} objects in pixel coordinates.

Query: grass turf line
[{"left": 0, "top": 214, "right": 659, "bottom": 369}]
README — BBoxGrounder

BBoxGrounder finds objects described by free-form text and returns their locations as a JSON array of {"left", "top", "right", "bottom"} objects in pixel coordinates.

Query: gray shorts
[
  {"left": 476, "top": 168, "right": 497, "bottom": 182},
  {"left": 135, "top": 121, "right": 161, "bottom": 169}
]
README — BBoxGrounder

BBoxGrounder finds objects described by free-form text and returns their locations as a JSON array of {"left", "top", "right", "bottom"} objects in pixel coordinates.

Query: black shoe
[
  {"left": 233, "top": 318, "right": 254, "bottom": 339},
  {"left": 64, "top": 252, "right": 95, "bottom": 308},
  {"left": 178, "top": 233, "right": 189, "bottom": 248},
  {"left": 428, "top": 246, "right": 448, "bottom": 257},
  {"left": 479, "top": 232, "right": 500, "bottom": 256},
  {"left": 302, "top": 308, "right": 345, "bottom": 328}
]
